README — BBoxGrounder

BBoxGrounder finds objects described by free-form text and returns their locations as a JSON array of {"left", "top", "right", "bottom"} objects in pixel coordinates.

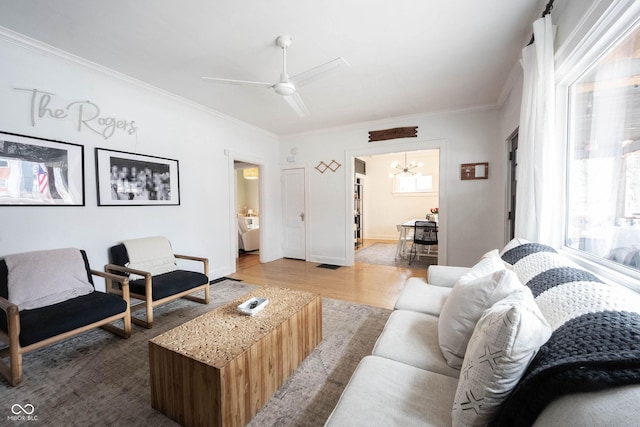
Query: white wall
[
  {"left": 0, "top": 29, "right": 282, "bottom": 288},
  {"left": 281, "top": 107, "right": 507, "bottom": 267},
  {"left": 1, "top": 0, "right": 603, "bottom": 279}
]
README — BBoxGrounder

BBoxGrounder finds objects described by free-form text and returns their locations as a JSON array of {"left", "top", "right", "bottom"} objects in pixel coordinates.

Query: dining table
[{"left": 396, "top": 218, "right": 439, "bottom": 259}]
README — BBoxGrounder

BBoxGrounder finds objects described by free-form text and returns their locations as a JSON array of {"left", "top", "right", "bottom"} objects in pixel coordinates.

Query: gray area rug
[
  {"left": 1, "top": 280, "right": 390, "bottom": 426},
  {"left": 355, "top": 242, "right": 437, "bottom": 269}
]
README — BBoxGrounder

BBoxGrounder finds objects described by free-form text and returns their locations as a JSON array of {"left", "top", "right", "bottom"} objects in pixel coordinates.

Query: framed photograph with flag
[
  {"left": 0, "top": 131, "right": 85, "bottom": 206},
  {"left": 95, "top": 148, "right": 180, "bottom": 206}
]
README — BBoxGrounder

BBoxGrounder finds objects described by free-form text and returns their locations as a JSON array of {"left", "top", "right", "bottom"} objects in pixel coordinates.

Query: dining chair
[
  {"left": 395, "top": 224, "right": 414, "bottom": 258},
  {"left": 409, "top": 221, "right": 438, "bottom": 264}
]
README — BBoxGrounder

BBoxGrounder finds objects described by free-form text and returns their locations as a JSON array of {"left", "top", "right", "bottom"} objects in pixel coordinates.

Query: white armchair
[{"left": 238, "top": 214, "right": 260, "bottom": 251}]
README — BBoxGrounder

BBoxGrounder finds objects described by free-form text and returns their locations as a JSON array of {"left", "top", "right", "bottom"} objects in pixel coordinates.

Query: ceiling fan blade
[
  {"left": 290, "top": 57, "right": 350, "bottom": 88},
  {"left": 201, "top": 76, "right": 273, "bottom": 88},
  {"left": 282, "top": 92, "right": 310, "bottom": 117}
]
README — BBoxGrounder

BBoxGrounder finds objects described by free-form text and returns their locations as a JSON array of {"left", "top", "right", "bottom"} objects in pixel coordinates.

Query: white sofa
[{"left": 325, "top": 241, "right": 640, "bottom": 426}]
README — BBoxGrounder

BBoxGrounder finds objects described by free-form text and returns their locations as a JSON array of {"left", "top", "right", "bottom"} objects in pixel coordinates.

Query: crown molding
[{"left": 0, "top": 26, "right": 277, "bottom": 139}]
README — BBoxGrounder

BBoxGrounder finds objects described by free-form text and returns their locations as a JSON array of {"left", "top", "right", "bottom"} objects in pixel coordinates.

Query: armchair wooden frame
[
  {"left": 105, "top": 254, "right": 209, "bottom": 329},
  {"left": 0, "top": 270, "right": 131, "bottom": 386}
]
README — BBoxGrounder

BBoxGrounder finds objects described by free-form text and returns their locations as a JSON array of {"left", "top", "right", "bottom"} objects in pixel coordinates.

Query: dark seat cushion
[
  {"left": 109, "top": 243, "right": 207, "bottom": 300},
  {"left": 0, "top": 291, "right": 127, "bottom": 347},
  {"left": 129, "top": 270, "right": 208, "bottom": 300}
]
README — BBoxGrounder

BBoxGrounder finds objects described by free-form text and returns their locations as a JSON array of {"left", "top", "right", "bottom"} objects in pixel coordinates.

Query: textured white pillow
[
  {"left": 438, "top": 258, "right": 524, "bottom": 369},
  {"left": 5, "top": 248, "right": 94, "bottom": 311},
  {"left": 451, "top": 288, "right": 551, "bottom": 427}
]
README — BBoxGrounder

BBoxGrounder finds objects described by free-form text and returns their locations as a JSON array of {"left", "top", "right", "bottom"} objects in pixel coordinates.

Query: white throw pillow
[
  {"left": 122, "top": 236, "right": 178, "bottom": 280},
  {"left": 5, "top": 248, "right": 94, "bottom": 311},
  {"left": 438, "top": 258, "right": 524, "bottom": 369},
  {"left": 459, "top": 255, "right": 507, "bottom": 282},
  {"left": 480, "top": 249, "right": 500, "bottom": 260},
  {"left": 451, "top": 288, "right": 551, "bottom": 427},
  {"left": 480, "top": 248, "right": 512, "bottom": 269}
]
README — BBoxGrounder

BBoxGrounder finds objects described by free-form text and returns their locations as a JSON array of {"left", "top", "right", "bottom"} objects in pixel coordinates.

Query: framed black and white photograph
[
  {"left": 95, "top": 148, "right": 180, "bottom": 206},
  {"left": 0, "top": 131, "right": 85, "bottom": 206}
]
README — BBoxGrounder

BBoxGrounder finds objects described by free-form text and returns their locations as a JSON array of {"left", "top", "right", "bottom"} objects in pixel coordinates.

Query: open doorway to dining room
[{"left": 352, "top": 149, "right": 440, "bottom": 269}]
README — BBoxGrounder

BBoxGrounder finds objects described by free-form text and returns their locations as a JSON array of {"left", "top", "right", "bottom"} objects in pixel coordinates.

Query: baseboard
[
  {"left": 309, "top": 255, "right": 346, "bottom": 266},
  {"left": 366, "top": 234, "right": 400, "bottom": 241}
]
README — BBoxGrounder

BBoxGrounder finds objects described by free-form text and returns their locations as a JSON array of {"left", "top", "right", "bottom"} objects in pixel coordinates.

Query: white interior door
[{"left": 282, "top": 168, "right": 306, "bottom": 259}]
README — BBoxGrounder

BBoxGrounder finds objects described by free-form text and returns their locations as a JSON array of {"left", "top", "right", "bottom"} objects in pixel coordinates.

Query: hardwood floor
[{"left": 229, "top": 240, "right": 426, "bottom": 310}]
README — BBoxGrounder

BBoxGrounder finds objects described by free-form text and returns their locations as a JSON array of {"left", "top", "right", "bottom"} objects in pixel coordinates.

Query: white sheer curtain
[{"left": 515, "top": 15, "right": 563, "bottom": 246}]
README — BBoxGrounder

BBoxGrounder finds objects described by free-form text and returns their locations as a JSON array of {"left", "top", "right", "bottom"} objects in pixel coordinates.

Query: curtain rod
[{"left": 527, "top": 0, "right": 555, "bottom": 45}]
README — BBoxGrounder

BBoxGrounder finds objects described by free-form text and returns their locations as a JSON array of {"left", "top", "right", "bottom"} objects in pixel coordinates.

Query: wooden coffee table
[{"left": 149, "top": 286, "right": 322, "bottom": 427}]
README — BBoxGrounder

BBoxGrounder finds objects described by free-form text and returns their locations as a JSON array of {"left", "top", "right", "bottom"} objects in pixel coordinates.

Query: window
[
  {"left": 565, "top": 20, "right": 640, "bottom": 275},
  {"left": 393, "top": 174, "right": 433, "bottom": 193}
]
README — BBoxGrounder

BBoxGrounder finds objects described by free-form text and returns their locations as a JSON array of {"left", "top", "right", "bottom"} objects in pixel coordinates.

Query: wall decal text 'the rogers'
[{"left": 14, "top": 88, "right": 137, "bottom": 139}]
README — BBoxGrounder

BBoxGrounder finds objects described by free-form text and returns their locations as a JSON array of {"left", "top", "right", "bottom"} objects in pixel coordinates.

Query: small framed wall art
[
  {"left": 95, "top": 148, "right": 180, "bottom": 206},
  {"left": 460, "top": 162, "right": 489, "bottom": 180},
  {"left": 0, "top": 130, "right": 85, "bottom": 206}
]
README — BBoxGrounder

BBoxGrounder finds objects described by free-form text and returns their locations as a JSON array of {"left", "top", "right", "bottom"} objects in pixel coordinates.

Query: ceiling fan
[{"left": 202, "top": 35, "right": 350, "bottom": 117}]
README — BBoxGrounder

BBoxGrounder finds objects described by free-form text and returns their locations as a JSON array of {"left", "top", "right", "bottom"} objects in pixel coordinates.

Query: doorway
[
  {"left": 353, "top": 150, "right": 440, "bottom": 268},
  {"left": 507, "top": 129, "right": 518, "bottom": 240},
  {"left": 345, "top": 140, "right": 447, "bottom": 266},
  {"left": 234, "top": 161, "right": 261, "bottom": 258}
]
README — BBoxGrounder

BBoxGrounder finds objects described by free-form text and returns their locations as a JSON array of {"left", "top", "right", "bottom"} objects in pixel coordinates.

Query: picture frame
[
  {"left": 95, "top": 148, "right": 180, "bottom": 206},
  {"left": 460, "top": 162, "right": 489, "bottom": 180},
  {"left": 0, "top": 130, "right": 85, "bottom": 206}
]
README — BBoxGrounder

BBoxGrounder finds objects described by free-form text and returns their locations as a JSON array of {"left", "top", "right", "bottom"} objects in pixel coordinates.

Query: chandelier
[{"left": 389, "top": 152, "right": 422, "bottom": 177}]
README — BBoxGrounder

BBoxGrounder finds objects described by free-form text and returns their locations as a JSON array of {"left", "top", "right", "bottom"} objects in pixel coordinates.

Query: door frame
[
  {"left": 226, "top": 149, "right": 265, "bottom": 271},
  {"left": 506, "top": 128, "right": 519, "bottom": 243},
  {"left": 344, "top": 139, "right": 448, "bottom": 266},
  {"left": 281, "top": 162, "right": 310, "bottom": 261}
]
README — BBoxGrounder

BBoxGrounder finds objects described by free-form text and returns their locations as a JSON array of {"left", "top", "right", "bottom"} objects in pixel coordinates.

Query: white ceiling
[{"left": 0, "top": 1, "right": 544, "bottom": 136}]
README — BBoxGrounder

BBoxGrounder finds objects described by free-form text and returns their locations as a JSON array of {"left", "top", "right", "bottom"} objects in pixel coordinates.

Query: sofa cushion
[
  {"left": 129, "top": 270, "right": 209, "bottom": 300},
  {"left": 532, "top": 384, "right": 640, "bottom": 427},
  {"left": 451, "top": 288, "right": 551, "bottom": 427},
  {"left": 427, "top": 265, "right": 472, "bottom": 288},
  {"left": 373, "top": 310, "right": 460, "bottom": 378},
  {"left": 325, "top": 355, "right": 458, "bottom": 427},
  {"left": 4, "top": 248, "right": 94, "bottom": 311},
  {"left": 394, "top": 277, "right": 451, "bottom": 315},
  {"left": 0, "top": 291, "right": 127, "bottom": 347},
  {"left": 438, "top": 261, "right": 524, "bottom": 369}
]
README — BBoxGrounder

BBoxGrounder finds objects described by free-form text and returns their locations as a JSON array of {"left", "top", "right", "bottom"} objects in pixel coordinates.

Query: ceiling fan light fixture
[
  {"left": 201, "top": 34, "right": 349, "bottom": 117},
  {"left": 274, "top": 81, "right": 296, "bottom": 96}
]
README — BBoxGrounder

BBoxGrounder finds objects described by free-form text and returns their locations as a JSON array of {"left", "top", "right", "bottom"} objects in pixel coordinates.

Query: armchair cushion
[
  {"left": 4, "top": 248, "right": 94, "bottom": 311},
  {"left": 129, "top": 270, "right": 209, "bottom": 301},
  {"left": 0, "top": 291, "right": 128, "bottom": 347},
  {"left": 121, "top": 236, "right": 177, "bottom": 279},
  {"left": 238, "top": 214, "right": 249, "bottom": 233}
]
